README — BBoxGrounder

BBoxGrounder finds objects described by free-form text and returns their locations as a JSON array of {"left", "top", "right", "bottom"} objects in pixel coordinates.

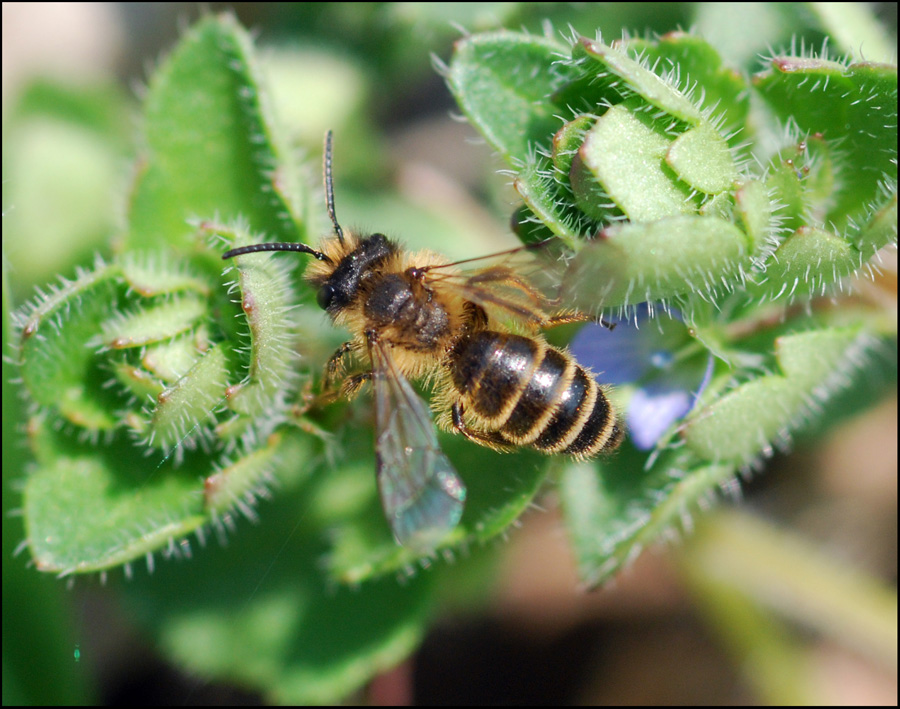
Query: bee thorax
[{"left": 364, "top": 273, "right": 451, "bottom": 348}]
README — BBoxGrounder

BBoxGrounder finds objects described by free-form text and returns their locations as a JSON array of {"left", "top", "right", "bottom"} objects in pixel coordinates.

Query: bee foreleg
[
  {"left": 324, "top": 341, "right": 356, "bottom": 390},
  {"left": 315, "top": 370, "right": 372, "bottom": 404},
  {"left": 451, "top": 402, "right": 513, "bottom": 452},
  {"left": 339, "top": 371, "right": 372, "bottom": 400}
]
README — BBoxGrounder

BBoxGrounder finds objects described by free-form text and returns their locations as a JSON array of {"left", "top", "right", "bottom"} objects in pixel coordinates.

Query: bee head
[
  {"left": 311, "top": 233, "right": 395, "bottom": 312},
  {"left": 222, "top": 133, "right": 398, "bottom": 315}
]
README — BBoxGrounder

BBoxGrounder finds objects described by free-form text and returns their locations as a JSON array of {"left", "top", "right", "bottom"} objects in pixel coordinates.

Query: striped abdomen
[{"left": 449, "top": 331, "right": 622, "bottom": 457}]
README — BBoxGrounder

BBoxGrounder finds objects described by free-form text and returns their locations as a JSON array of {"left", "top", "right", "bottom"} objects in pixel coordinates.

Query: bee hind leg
[{"left": 451, "top": 402, "right": 513, "bottom": 453}]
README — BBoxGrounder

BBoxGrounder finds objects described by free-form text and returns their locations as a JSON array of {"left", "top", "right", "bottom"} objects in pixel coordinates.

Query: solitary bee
[{"left": 223, "top": 132, "right": 623, "bottom": 550}]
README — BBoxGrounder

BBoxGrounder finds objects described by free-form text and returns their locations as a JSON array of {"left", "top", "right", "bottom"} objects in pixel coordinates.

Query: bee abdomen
[
  {"left": 535, "top": 369, "right": 623, "bottom": 457},
  {"left": 450, "top": 332, "right": 621, "bottom": 458},
  {"left": 450, "top": 331, "right": 539, "bottom": 420}
]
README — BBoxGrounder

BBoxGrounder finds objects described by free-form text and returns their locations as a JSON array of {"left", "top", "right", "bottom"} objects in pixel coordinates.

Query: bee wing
[
  {"left": 424, "top": 241, "right": 567, "bottom": 327},
  {"left": 370, "top": 338, "right": 466, "bottom": 550}
]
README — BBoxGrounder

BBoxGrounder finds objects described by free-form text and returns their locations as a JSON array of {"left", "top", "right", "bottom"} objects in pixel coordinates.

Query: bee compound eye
[{"left": 317, "top": 284, "right": 335, "bottom": 310}]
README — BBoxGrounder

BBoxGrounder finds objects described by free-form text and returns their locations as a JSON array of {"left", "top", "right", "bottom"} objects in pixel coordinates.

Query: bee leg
[
  {"left": 324, "top": 341, "right": 356, "bottom": 390},
  {"left": 313, "top": 369, "right": 371, "bottom": 406},
  {"left": 451, "top": 402, "right": 513, "bottom": 452},
  {"left": 338, "top": 372, "right": 372, "bottom": 400},
  {"left": 314, "top": 371, "right": 371, "bottom": 405},
  {"left": 546, "top": 312, "right": 616, "bottom": 331}
]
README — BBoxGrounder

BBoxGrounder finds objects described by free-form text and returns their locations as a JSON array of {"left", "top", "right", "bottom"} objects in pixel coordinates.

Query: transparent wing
[
  {"left": 371, "top": 338, "right": 466, "bottom": 550},
  {"left": 422, "top": 240, "right": 569, "bottom": 327}
]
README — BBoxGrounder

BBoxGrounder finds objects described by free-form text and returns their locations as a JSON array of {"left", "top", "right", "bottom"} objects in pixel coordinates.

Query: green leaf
[
  {"left": 99, "top": 296, "right": 207, "bottom": 349},
  {"left": 118, "top": 253, "right": 212, "bottom": 297},
  {"left": 141, "top": 330, "right": 212, "bottom": 383},
  {"left": 447, "top": 31, "right": 576, "bottom": 163},
  {"left": 733, "top": 179, "right": 775, "bottom": 258},
  {"left": 12, "top": 13, "right": 336, "bottom": 577},
  {"left": 203, "top": 437, "right": 283, "bottom": 515},
  {"left": 561, "top": 454, "right": 738, "bottom": 587},
  {"left": 620, "top": 32, "right": 750, "bottom": 142},
  {"left": 125, "top": 15, "right": 308, "bottom": 252},
  {"left": 17, "top": 265, "right": 124, "bottom": 431},
  {"left": 217, "top": 225, "right": 302, "bottom": 416},
  {"left": 551, "top": 114, "right": 596, "bottom": 176},
  {"left": 571, "top": 103, "right": 697, "bottom": 221},
  {"left": 853, "top": 192, "right": 898, "bottom": 262},
  {"left": 573, "top": 36, "right": 703, "bottom": 125},
  {"left": 128, "top": 494, "right": 434, "bottom": 705},
  {"left": 666, "top": 121, "right": 739, "bottom": 195},
  {"left": 753, "top": 227, "right": 860, "bottom": 301},
  {"left": 684, "top": 327, "right": 873, "bottom": 465},
  {"left": 23, "top": 431, "right": 207, "bottom": 574},
  {"left": 563, "top": 215, "right": 751, "bottom": 309},
  {"left": 148, "top": 344, "right": 228, "bottom": 450},
  {"left": 513, "top": 156, "right": 584, "bottom": 246},
  {"left": 754, "top": 57, "right": 897, "bottom": 234}
]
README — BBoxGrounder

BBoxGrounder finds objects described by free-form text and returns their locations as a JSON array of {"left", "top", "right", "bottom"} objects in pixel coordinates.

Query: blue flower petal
[{"left": 570, "top": 309, "right": 713, "bottom": 450}]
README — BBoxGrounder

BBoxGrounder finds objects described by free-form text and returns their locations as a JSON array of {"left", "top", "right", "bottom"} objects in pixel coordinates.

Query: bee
[{"left": 223, "top": 132, "right": 623, "bottom": 550}]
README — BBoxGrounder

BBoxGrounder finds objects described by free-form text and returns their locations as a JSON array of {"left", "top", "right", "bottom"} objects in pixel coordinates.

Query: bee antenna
[
  {"left": 222, "top": 242, "right": 330, "bottom": 262},
  {"left": 324, "top": 130, "right": 345, "bottom": 245}
]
